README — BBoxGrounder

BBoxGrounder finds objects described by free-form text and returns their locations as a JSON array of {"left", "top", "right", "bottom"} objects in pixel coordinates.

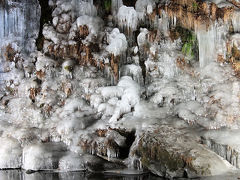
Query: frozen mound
[{"left": 106, "top": 28, "right": 127, "bottom": 56}]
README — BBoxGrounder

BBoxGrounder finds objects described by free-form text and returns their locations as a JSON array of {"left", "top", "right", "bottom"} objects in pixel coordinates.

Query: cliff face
[{"left": 1, "top": 0, "right": 240, "bottom": 178}]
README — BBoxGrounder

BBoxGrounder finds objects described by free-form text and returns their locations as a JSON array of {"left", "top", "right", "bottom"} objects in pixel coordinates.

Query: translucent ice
[{"left": 0, "top": 0, "right": 40, "bottom": 53}]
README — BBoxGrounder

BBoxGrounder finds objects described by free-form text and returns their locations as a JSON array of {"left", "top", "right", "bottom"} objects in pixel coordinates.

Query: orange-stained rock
[
  {"left": 159, "top": 0, "right": 235, "bottom": 31},
  {"left": 36, "top": 70, "right": 45, "bottom": 80},
  {"left": 4, "top": 44, "right": 17, "bottom": 62}
]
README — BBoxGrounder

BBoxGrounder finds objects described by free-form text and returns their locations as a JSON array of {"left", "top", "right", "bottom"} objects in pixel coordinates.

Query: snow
[
  {"left": 53, "top": 17, "right": 59, "bottom": 27},
  {"left": 8, "top": 98, "right": 44, "bottom": 127},
  {"left": 36, "top": 52, "right": 57, "bottom": 72},
  {"left": 147, "top": 4, "right": 153, "bottom": 14},
  {"left": 60, "top": 2, "right": 72, "bottom": 12},
  {"left": 68, "top": 15, "right": 103, "bottom": 43},
  {"left": 76, "top": 15, "right": 102, "bottom": 36},
  {"left": 120, "top": 64, "right": 143, "bottom": 84},
  {"left": 204, "top": 129, "right": 240, "bottom": 149}
]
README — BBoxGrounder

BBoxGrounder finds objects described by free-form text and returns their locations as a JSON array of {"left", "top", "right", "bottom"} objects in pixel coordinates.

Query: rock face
[{"left": 1, "top": 0, "right": 240, "bottom": 179}]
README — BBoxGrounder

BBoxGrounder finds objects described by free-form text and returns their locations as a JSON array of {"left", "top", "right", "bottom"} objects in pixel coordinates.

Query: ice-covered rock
[
  {"left": 120, "top": 64, "right": 143, "bottom": 85},
  {"left": 135, "top": 0, "right": 155, "bottom": 20},
  {"left": 137, "top": 28, "right": 148, "bottom": 48},
  {"left": 0, "top": 137, "right": 22, "bottom": 169},
  {"left": 75, "top": 15, "right": 103, "bottom": 41},
  {"left": 106, "top": 28, "right": 127, "bottom": 56},
  {"left": 117, "top": 6, "right": 138, "bottom": 31},
  {"left": 43, "top": 26, "right": 60, "bottom": 45},
  {"left": 1, "top": 0, "right": 240, "bottom": 178},
  {"left": 22, "top": 143, "right": 67, "bottom": 170},
  {"left": 109, "top": 76, "right": 141, "bottom": 123},
  {"left": 58, "top": 153, "right": 85, "bottom": 171},
  {"left": 72, "top": 0, "right": 97, "bottom": 17},
  {"left": 202, "top": 129, "right": 240, "bottom": 168},
  {"left": 130, "top": 125, "right": 235, "bottom": 178}
]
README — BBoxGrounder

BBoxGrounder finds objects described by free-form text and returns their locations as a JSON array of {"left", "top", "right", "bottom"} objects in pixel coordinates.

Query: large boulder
[{"left": 130, "top": 125, "right": 234, "bottom": 178}]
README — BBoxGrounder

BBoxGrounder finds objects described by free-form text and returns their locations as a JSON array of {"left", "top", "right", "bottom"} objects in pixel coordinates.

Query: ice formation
[
  {"left": 111, "top": 0, "right": 123, "bottom": 15},
  {"left": 0, "top": 0, "right": 40, "bottom": 53},
  {"left": 1, "top": 0, "right": 240, "bottom": 179},
  {"left": 117, "top": 6, "right": 138, "bottom": 31},
  {"left": 106, "top": 28, "right": 127, "bottom": 56},
  {"left": 135, "top": 0, "right": 155, "bottom": 20}
]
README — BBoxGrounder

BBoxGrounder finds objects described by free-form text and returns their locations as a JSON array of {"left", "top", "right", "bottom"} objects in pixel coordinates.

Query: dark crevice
[
  {"left": 118, "top": 130, "right": 136, "bottom": 159},
  {"left": 139, "top": 55, "right": 146, "bottom": 84},
  {"left": 183, "top": 170, "right": 189, "bottom": 178},
  {"left": 94, "top": 0, "right": 111, "bottom": 21},
  {"left": 122, "top": 0, "right": 137, "bottom": 7},
  {"left": 36, "top": 0, "right": 53, "bottom": 51}
]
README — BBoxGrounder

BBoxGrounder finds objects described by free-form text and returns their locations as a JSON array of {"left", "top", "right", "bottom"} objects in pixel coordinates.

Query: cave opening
[
  {"left": 122, "top": 0, "right": 137, "bottom": 7},
  {"left": 118, "top": 130, "right": 136, "bottom": 159}
]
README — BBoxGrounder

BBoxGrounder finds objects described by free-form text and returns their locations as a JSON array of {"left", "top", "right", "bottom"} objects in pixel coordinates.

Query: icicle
[
  {"left": 128, "top": 155, "right": 143, "bottom": 170},
  {"left": 232, "top": 10, "right": 240, "bottom": 32},
  {"left": 196, "top": 26, "right": 216, "bottom": 68},
  {"left": 159, "top": 10, "right": 169, "bottom": 36},
  {"left": 111, "top": 0, "right": 123, "bottom": 16},
  {"left": 196, "top": 21, "right": 228, "bottom": 68},
  {"left": 71, "top": 0, "right": 97, "bottom": 19},
  {"left": 117, "top": 5, "right": 138, "bottom": 33},
  {"left": 135, "top": 0, "right": 155, "bottom": 22}
]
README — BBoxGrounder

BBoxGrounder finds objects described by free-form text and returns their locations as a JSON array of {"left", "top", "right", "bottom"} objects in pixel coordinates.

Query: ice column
[
  {"left": 71, "top": 0, "right": 97, "bottom": 18},
  {"left": 232, "top": 10, "right": 240, "bottom": 32},
  {"left": 197, "top": 22, "right": 227, "bottom": 68},
  {"left": 111, "top": 0, "right": 123, "bottom": 15},
  {"left": 196, "top": 27, "right": 216, "bottom": 68},
  {"left": 0, "top": 0, "right": 40, "bottom": 53}
]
